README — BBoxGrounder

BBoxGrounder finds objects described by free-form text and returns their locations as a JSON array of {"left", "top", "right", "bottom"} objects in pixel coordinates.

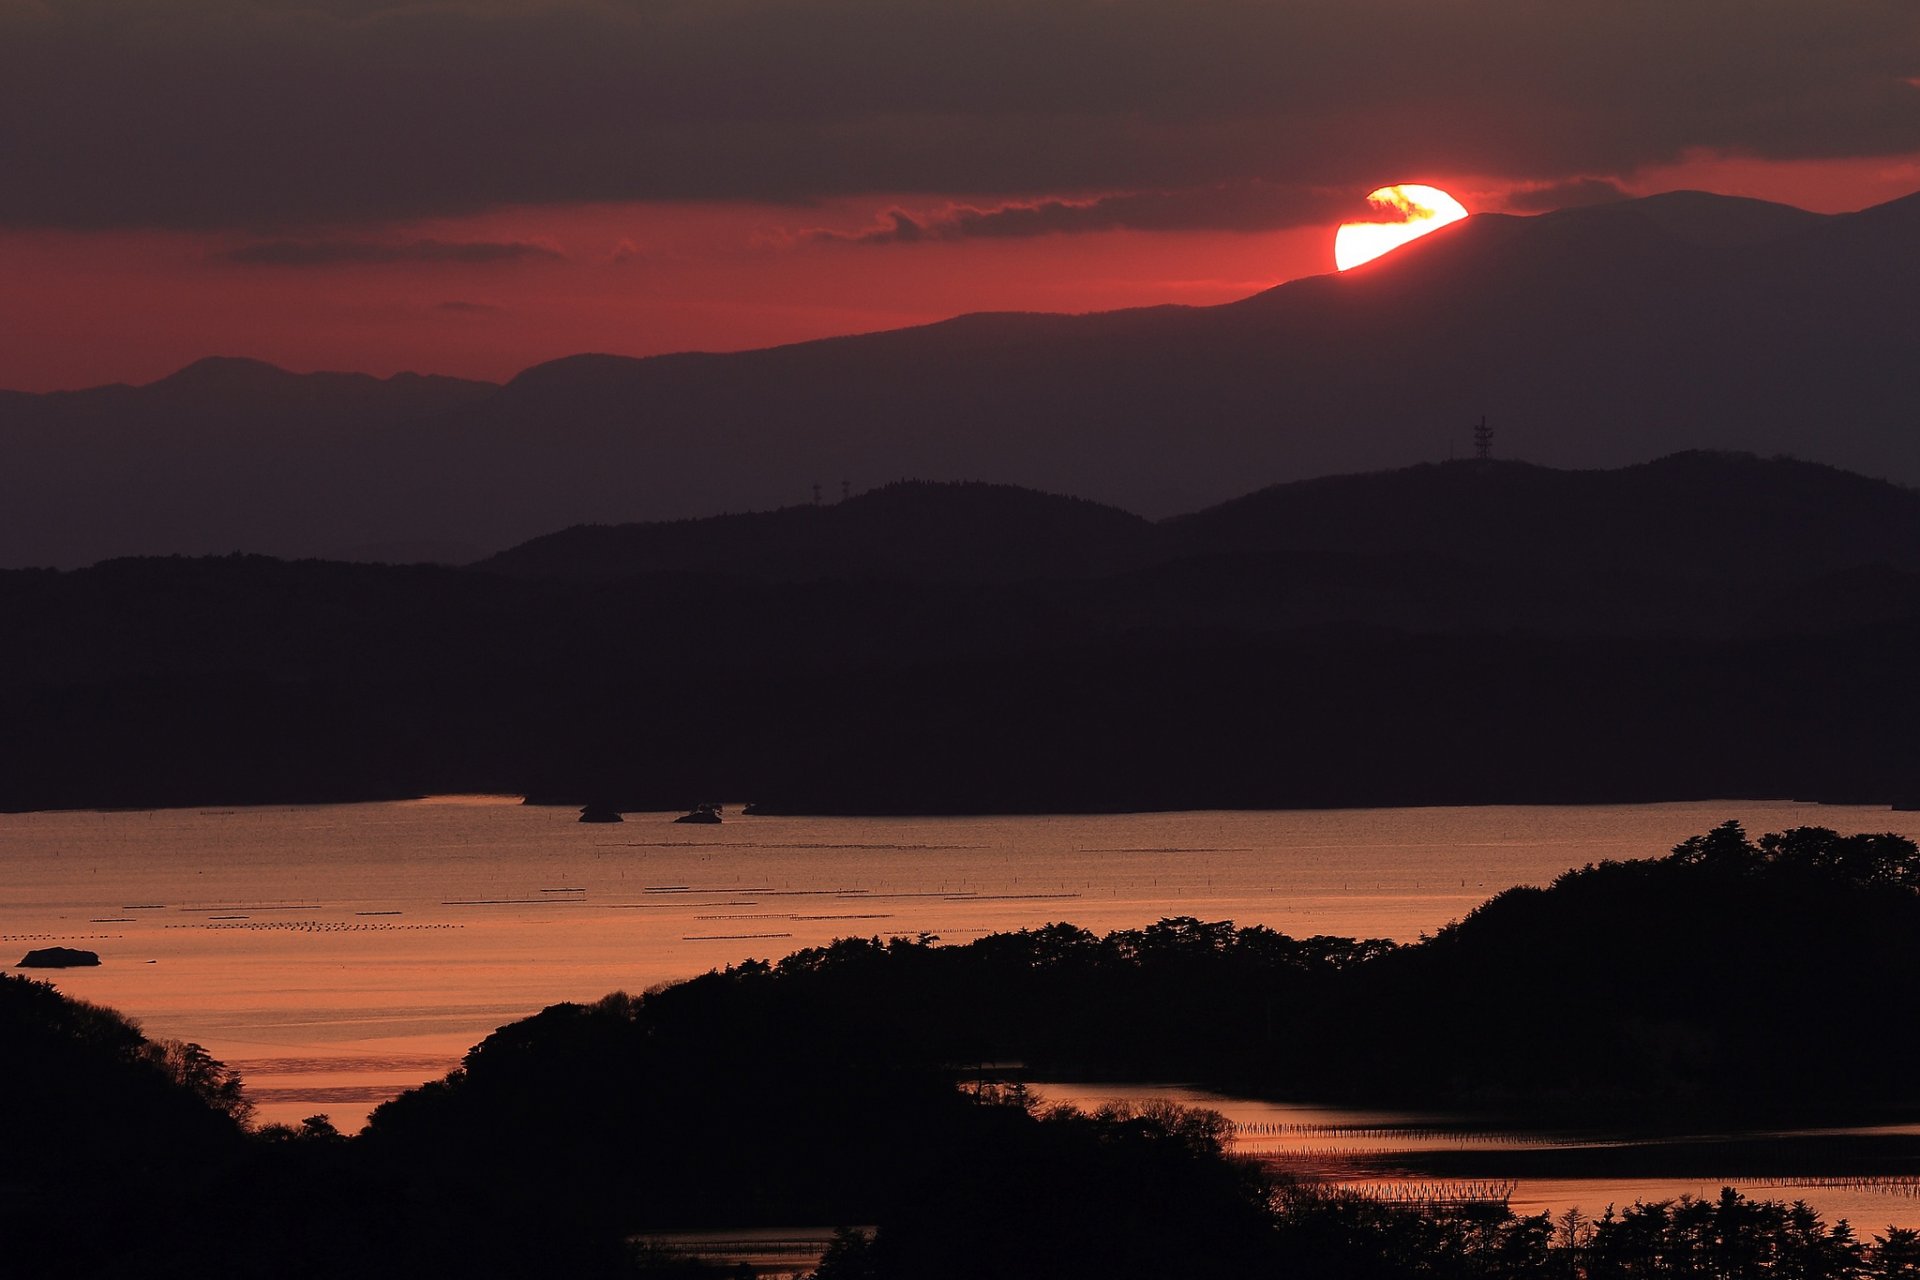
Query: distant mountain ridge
[
  {"left": 477, "top": 480, "right": 1159, "bottom": 583},
  {"left": 1586, "top": 189, "right": 1829, "bottom": 247},
  {"left": 478, "top": 452, "right": 1920, "bottom": 597},
  {"left": 2, "top": 358, "right": 497, "bottom": 567},
  {"left": 1167, "top": 450, "right": 1920, "bottom": 584},
  {"left": 5, "top": 188, "right": 1918, "bottom": 569}
]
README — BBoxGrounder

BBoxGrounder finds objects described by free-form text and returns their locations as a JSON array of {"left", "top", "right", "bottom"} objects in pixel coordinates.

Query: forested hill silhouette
[
  {"left": 5, "top": 188, "right": 1919, "bottom": 569},
  {"left": 478, "top": 452, "right": 1920, "bottom": 596},
  {"left": 1167, "top": 451, "right": 1920, "bottom": 584},
  {"left": 352, "top": 825, "right": 1920, "bottom": 1130},
  {"left": 478, "top": 480, "right": 1158, "bottom": 584}
]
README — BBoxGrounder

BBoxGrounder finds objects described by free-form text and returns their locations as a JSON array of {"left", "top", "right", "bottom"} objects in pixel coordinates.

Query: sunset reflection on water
[{"left": 8, "top": 797, "right": 1918, "bottom": 1132}]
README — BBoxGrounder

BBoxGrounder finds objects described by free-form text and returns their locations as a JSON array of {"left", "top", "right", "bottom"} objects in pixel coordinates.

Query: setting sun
[{"left": 1334, "top": 184, "right": 1470, "bottom": 270}]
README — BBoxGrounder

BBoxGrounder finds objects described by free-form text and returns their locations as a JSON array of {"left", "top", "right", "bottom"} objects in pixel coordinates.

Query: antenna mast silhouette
[{"left": 1472, "top": 415, "right": 1493, "bottom": 461}]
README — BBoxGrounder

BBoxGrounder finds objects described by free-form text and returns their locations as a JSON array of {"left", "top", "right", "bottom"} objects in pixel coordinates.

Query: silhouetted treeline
[
  {"left": 0, "top": 973, "right": 252, "bottom": 1276},
  {"left": 1311, "top": 822, "right": 1920, "bottom": 1119},
  {"left": 8, "top": 455, "right": 1920, "bottom": 814},
  {"left": 812, "top": 1179, "right": 1920, "bottom": 1280},
  {"left": 482, "top": 452, "right": 1920, "bottom": 594}
]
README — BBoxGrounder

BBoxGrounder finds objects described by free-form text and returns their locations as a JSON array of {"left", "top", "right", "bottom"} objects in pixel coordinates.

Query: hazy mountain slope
[
  {"left": 0, "top": 359, "right": 497, "bottom": 567},
  {"left": 1203, "top": 193, "right": 1920, "bottom": 484},
  {"left": 322, "top": 185, "right": 1920, "bottom": 536},
  {"left": 1582, "top": 190, "right": 1828, "bottom": 247},
  {"left": 5, "top": 189, "right": 1917, "bottom": 568}
]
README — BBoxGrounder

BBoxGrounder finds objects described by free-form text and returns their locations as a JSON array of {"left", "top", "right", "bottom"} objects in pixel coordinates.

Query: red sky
[{"left": 2, "top": 1, "right": 1916, "bottom": 393}]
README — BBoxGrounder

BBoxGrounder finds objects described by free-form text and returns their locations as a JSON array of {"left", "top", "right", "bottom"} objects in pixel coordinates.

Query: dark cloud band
[
  {"left": 816, "top": 184, "right": 1362, "bottom": 243},
  {"left": 3, "top": 0, "right": 1916, "bottom": 229},
  {"left": 1503, "top": 179, "right": 1634, "bottom": 214}
]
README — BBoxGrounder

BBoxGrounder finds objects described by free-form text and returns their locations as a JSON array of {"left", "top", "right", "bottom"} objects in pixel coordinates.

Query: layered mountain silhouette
[
  {"left": 5, "top": 189, "right": 1918, "bottom": 569},
  {"left": 6, "top": 452, "right": 1920, "bottom": 812},
  {"left": 483, "top": 451, "right": 1920, "bottom": 592}
]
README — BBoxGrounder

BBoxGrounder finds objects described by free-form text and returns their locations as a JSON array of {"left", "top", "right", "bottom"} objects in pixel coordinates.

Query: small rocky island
[{"left": 18, "top": 946, "right": 101, "bottom": 968}]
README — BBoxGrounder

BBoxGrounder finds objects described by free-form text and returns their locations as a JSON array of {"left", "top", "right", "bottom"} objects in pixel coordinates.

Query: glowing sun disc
[{"left": 1334, "top": 184, "right": 1469, "bottom": 271}]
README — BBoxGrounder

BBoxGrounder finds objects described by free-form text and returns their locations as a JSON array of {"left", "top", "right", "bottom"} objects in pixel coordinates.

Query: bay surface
[{"left": 7, "top": 796, "right": 1917, "bottom": 1194}]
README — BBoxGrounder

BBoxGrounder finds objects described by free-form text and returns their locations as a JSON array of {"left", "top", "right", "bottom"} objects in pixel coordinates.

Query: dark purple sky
[{"left": 3, "top": 0, "right": 1916, "bottom": 389}]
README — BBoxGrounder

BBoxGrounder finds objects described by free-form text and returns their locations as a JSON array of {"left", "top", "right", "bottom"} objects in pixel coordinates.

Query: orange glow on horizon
[{"left": 1334, "top": 184, "right": 1470, "bottom": 270}]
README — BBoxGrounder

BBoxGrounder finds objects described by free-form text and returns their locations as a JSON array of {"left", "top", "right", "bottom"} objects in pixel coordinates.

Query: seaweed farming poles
[{"left": 1347, "top": 1180, "right": 1519, "bottom": 1209}]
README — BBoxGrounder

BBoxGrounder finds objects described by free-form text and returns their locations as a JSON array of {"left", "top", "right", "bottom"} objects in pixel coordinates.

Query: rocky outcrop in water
[{"left": 18, "top": 947, "right": 100, "bottom": 968}]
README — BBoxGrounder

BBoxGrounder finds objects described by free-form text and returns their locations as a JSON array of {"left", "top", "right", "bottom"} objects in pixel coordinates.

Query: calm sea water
[{"left": 7, "top": 796, "right": 1919, "bottom": 1227}]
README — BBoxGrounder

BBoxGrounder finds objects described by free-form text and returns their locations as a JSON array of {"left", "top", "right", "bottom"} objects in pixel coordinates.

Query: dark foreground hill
[
  {"left": 4, "top": 453, "right": 1920, "bottom": 814},
  {"left": 5, "top": 189, "right": 1919, "bottom": 569}
]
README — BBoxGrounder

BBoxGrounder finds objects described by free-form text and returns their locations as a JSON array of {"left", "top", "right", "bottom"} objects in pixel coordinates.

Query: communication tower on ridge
[{"left": 1473, "top": 416, "right": 1493, "bottom": 461}]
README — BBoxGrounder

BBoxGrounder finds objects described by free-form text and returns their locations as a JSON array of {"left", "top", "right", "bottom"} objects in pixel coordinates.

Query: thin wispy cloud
[
  {"left": 1504, "top": 178, "right": 1634, "bottom": 213},
  {"left": 813, "top": 184, "right": 1360, "bottom": 245}
]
